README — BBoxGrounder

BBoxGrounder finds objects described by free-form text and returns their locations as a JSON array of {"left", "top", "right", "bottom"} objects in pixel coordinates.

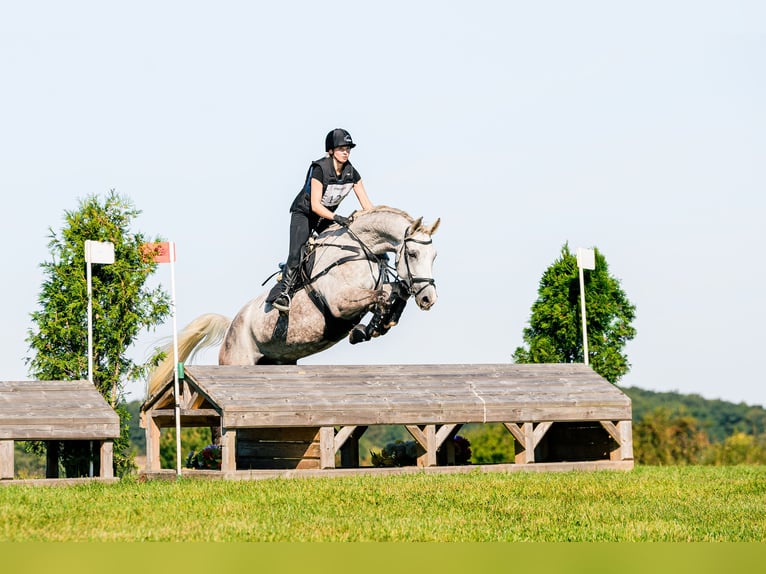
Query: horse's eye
[{"left": 408, "top": 251, "right": 418, "bottom": 260}]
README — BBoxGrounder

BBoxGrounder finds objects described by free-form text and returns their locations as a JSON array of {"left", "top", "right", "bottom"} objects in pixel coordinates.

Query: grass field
[{"left": 1, "top": 465, "right": 764, "bottom": 542}]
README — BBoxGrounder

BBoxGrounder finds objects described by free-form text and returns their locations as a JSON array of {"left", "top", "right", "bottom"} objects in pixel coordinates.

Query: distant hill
[{"left": 619, "top": 386, "right": 766, "bottom": 442}]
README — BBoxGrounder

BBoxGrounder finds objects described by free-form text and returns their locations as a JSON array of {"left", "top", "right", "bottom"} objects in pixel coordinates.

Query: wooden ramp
[
  {"left": 0, "top": 380, "right": 121, "bottom": 483},
  {"left": 141, "top": 363, "right": 633, "bottom": 479}
]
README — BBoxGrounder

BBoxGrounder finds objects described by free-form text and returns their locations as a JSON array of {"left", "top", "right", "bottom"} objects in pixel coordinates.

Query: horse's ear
[
  {"left": 408, "top": 217, "right": 423, "bottom": 236},
  {"left": 427, "top": 218, "right": 441, "bottom": 235}
]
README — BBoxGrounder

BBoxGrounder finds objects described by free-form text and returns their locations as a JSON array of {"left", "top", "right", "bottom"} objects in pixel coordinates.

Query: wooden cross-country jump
[
  {"left": 0, "top": 380, "right": 120, "bottom": 484},
  {"left": 141, "top": 363, "right": 633, "bottom": 479}
]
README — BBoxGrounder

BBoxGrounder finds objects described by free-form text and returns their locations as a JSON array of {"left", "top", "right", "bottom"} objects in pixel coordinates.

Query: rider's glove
[{"left": 333, "top": 214, "right": 351, "bottom": 227}]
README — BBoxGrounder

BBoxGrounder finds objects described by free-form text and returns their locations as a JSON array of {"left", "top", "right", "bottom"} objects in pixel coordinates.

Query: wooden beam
[
  {"left": 405, "top": 425, "right": 427, "bottom": 449},
  {"left": 0, "top": 440, "right": 13, "bottom": 479},
  {"left": 533, "top": 421, "right": 553, "bottom": 445},
  {"left": 333, "top": 426, "right": 358, "bottom": 452},
  {"left": 435, "top": 424, "right": 458, "bottom": 447}
]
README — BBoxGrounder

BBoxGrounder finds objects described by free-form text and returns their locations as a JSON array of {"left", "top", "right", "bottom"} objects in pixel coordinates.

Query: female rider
[{"left": 267, "top": 128, "right": 374, "bottom": 312}]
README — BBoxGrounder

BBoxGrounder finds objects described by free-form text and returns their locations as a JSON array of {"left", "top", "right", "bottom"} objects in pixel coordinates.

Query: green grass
[{"left": 1, "top": 466, "right": 765, "bottom": 542}]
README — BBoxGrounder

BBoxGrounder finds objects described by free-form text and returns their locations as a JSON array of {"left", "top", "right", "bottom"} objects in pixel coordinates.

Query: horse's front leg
[{"left": 330, "top": 286, "right": 389, "bottom": 318}]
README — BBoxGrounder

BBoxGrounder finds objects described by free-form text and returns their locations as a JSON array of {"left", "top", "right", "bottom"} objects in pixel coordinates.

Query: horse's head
[{"left": 397, "top": 216, "right": 440, "bottom": 310}]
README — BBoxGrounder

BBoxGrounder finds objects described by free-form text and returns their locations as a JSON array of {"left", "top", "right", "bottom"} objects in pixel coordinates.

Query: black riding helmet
[{"left": 325, "top": 128, "right": 356, "bottom": 152}]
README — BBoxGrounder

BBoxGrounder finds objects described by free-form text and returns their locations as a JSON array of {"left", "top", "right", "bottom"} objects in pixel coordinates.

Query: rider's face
[{"left": 331, "top": 146, "right": 351, "bottom": 164}]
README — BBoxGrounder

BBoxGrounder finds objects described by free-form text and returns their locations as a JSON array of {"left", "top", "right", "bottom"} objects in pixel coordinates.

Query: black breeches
[{"left": 286, "top": 211, "right": 312, "bottom": 270}]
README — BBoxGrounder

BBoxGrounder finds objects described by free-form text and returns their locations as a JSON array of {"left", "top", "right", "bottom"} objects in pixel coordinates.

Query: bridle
[
  {"left": 396, "top": 234, "right": 437, "bottom": 299},
  {"left": 300, "top": 223, "right": 436, "bottom": 300}
]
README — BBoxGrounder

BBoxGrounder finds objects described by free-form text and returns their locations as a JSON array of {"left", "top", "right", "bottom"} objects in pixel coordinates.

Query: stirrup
[{"left": 272, "top": 293, "right": 291, "bottom": 313}]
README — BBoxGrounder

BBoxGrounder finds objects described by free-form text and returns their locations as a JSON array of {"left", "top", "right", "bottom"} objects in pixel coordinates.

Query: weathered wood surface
[
  {"left": 144, "top": 363, "right": 631, "bottom": 428},
  {"left": 0, "top": 380, "right": 121, "bottom": 440}
]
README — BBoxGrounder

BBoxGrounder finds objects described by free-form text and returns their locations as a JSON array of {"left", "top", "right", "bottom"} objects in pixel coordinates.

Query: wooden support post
[
  {"left": 220, "top": 428, "right": 237, "bottom": 472},
  {"left": 599, "top": 420, "right": 634, "bottom": 461},
  {"left": 221, "top": 428, "right": 237, "bottom": 472},
  {"left": 504, "top": 422, "right": 552, "bottom": 464},
  {"left": 46, "top": 441, "right": 60, "bottom": 478},
  {"left": 319, "top": 427, "right": 336, "bottom": 469},
  {"left": 620, "top": 421, "right": 634, "bottom": 460},
  {"left": 424, "top": 424, "right": 437, "bottom": 467},
  {"left": 505, "top": 422, "right": 532, "bottom": 463},
  {"left": 100, "top": 441, "right": 114, "bottom": 478},
  {"left": 145, "top": 416, "right": 161, "bottom": 472},
  {"left": 407, "top": 425, "right": 438, "bottom": 467},
  {"left": 0, "top": 440, "right": 14, "bottom": 480}
]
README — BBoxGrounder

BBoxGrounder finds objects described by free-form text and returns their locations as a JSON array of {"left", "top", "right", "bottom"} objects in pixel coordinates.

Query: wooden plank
[
  {"left": 0, "top": 440, "right": 14, "bottom": 479},
  {"left": 138, "top": 459, "right": 634, "bottom": 482},
  {"left": 0, "top": 425, "right": 121, "bottom": 441}
]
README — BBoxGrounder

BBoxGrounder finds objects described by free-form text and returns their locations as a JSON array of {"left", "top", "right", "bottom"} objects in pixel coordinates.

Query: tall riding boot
[{"left": 272, "top": 266, "right": 298, "bottom": 312}]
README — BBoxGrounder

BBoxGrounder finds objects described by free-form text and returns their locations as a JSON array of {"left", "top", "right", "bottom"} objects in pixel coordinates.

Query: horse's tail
[{"left": 146, "top": 313, "right": 232, "bottom": 397}]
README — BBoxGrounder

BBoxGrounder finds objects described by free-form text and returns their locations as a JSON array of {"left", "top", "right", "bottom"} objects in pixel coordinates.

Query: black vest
[{"left": 290, "top": 156, "right": 357, "bottom": 214}]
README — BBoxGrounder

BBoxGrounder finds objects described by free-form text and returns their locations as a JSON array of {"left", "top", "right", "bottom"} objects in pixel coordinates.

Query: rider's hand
[{"left": 333, "top": 214, "right": 351, "bottom": 227}]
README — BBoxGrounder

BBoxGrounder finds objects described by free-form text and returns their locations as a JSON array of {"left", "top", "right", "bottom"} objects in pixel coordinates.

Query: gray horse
[{"left": 147, "top": 206, "right": 439, "bottom": 396}]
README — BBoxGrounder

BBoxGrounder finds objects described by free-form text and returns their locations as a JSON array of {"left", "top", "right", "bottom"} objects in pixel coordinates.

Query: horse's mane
[{"left": 350, "top": 205, "right": 414, "bottom": 223}]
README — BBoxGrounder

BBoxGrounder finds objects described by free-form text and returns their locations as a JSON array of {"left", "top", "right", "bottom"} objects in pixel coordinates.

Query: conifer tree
[{"left": 513, "top": 243, "right": 636, "bottom": 383}]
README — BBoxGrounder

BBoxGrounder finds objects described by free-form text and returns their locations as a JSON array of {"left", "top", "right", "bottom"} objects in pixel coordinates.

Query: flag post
[
  {"left": 84, "top": 240, "right": 115, "bottom": 385},
  {"left": 85, "top": 239, "right": 115, "bottom": 480},
  {"left": 142, "top": 242, "right": 181, "bottom": 476},
  {"left": 576, "top": 247, "right": 595, "bottom": 366},
  {"left": 169, "top": 241, "right": 183, "bottom": 478}
]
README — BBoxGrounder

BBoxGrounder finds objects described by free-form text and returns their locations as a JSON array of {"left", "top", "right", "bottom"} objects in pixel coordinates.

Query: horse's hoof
[{"left": 349, "top": 325, "right": 369, "bottom": 345}]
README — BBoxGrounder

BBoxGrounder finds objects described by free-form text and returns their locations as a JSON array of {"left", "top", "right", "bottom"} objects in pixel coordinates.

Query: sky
[{"left": 1, "top": 1, "right": 764, "bottom": 407}]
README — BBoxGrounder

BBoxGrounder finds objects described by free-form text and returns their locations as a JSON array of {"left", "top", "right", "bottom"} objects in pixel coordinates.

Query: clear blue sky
[{"left": 2, "top": 1, "right": 764, "bottom": 406}]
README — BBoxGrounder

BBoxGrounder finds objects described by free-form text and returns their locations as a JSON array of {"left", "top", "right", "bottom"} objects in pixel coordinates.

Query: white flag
[
  {"left": 85, "top": 240, "right": 115, "bottom": 264},
  {"left": 577, "top": 247, "right": 595, "bottom": 270}
]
